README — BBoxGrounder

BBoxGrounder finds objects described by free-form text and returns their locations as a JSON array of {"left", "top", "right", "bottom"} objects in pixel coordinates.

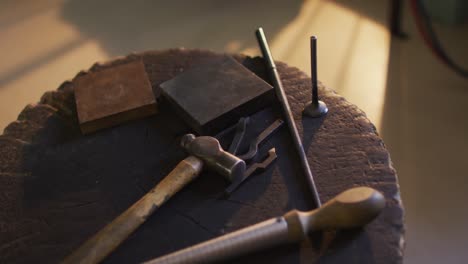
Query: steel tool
[
  {"left": 227, "top": 117, "right": 249, "bottom": 154},
  {"left": 303, "top": 36, "right": 328, "bottom": 117},
  {"left": 143, "top": 186, "right": 386, "bottom": 264},
  {"left": 223, "top": 118, "right": 283, "bottom": 196},
  {"left": 224, "top": 148, "right": 277, "bottom": 196},
  {"left": 255, "top": 27, "right": 322, "bottom": 207},
  {"left": 237, "top": 119, "right": 283, "bottom": 161}
]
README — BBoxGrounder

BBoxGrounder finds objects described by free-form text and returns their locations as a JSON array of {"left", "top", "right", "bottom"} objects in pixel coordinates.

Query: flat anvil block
[
  {"left": 74, "top": 60, "right": 157, "bottom": 134},
  {"left": 160, "top": 56, "right": 274, "bottom": 135}
]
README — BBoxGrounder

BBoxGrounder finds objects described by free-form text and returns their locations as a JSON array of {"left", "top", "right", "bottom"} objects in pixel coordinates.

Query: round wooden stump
[{"left": 0, "top": 49, "right": 404, "bottom": 263}]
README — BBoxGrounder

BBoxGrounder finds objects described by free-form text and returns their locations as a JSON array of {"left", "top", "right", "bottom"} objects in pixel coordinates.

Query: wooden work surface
[{"left": 0, "top": 49, "right": 404, "bottom": 263}]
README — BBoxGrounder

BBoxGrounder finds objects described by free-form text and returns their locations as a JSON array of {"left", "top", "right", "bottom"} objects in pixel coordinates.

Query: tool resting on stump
[
  {"left": 144, "top": 187, "right": 386, "bottom": 264},
  {"left": 62, "top": 135, "right": 245, "bottom": 264}
]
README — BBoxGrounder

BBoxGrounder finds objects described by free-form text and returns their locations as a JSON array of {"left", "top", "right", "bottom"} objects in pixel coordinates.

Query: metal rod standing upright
[
  {"left": 311, "top": 36, "right": 319, "bottom": 106},
  {"left": 255, "top": 27, "right": 321, "bottom": 208},
  {"left": 303, "top": 36, "right": 328, "bottom": 118}
]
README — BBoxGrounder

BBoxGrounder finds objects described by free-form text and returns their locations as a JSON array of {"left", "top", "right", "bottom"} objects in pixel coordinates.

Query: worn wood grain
[{"left": 0, "top": 49, "right": 404, "bottom": 263}]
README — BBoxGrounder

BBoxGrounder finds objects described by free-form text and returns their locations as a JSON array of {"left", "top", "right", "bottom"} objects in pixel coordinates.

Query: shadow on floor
[
  {"left": 330, "top": 0, "right": 389, "bottom": 26},
  {"left": 60, "top": 0, "right": 303, "bottom": 57}
]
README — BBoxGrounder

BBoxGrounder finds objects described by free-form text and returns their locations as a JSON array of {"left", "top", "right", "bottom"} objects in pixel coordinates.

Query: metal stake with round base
[
  {"left": 303, "top": 100, "right": 328, "bottom": 117},
  {"left": 303, "top": 36, "right": 328, "bottom": 118}
]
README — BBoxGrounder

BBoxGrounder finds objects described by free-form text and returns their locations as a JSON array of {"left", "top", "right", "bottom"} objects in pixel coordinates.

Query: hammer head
[{"left": 181, "top": 134, "right": 245, "bottom": 182}]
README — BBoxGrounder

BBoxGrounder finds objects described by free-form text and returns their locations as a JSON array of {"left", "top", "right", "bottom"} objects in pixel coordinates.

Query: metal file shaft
[{"left": 255, "top": 27, "right": 321, "bottom": 207}]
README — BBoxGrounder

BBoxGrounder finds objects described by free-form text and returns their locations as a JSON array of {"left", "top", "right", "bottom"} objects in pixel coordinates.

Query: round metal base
[{"left": 303, "top": 100, "right": 328, "bottom": 118}]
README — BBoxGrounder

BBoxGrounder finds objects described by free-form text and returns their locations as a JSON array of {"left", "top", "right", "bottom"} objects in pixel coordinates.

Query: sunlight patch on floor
[
  {"left": 243, "top": 0, "right": 390, "bottom": 130},
  {"left": 0, "top": 3, "right": 109, "bottom": 130},
  {"left": 0, "top": 40, "right": 108, "bottom": 124}
]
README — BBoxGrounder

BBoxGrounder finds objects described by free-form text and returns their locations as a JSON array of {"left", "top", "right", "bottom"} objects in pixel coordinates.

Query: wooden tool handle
[
  {"left": 143, "top": 187, "right": 385, "bottom": 264},
  {"left": 305, "top": 186, "right": 385, "bottom": 231},
  {"left": 284, "top": 187, "right": 385, "bottom": 240},
  {"left": 144, "top": 217, "right": 290, "bottom": 264},
  {"left": 62, "top": 156, "right": 203, "bottom": 264}
]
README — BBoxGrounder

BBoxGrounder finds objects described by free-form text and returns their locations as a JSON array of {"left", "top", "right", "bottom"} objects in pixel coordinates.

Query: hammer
[{"left": 62, "top": 135, "right": 245, "bottom": 264}]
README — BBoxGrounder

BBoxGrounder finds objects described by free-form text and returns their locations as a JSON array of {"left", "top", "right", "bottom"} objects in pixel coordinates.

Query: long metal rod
[{"left": 255, "top": 27, "right": 321, "bottom": 207}]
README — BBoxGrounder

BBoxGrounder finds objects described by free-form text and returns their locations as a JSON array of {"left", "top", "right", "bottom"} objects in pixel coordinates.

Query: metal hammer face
[{"left": 181, "top": 134, "right": 246, "bottom": 182}]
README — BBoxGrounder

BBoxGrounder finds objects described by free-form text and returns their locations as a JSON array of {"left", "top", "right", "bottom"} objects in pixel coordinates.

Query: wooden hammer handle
[{"left": 62, "top": 156, "right": 204, "bottom": 264}]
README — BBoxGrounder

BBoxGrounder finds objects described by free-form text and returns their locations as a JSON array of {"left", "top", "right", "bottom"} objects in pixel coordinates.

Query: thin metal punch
[{"left": 255, "top": 27, "right": 322, "bottom": 207}]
